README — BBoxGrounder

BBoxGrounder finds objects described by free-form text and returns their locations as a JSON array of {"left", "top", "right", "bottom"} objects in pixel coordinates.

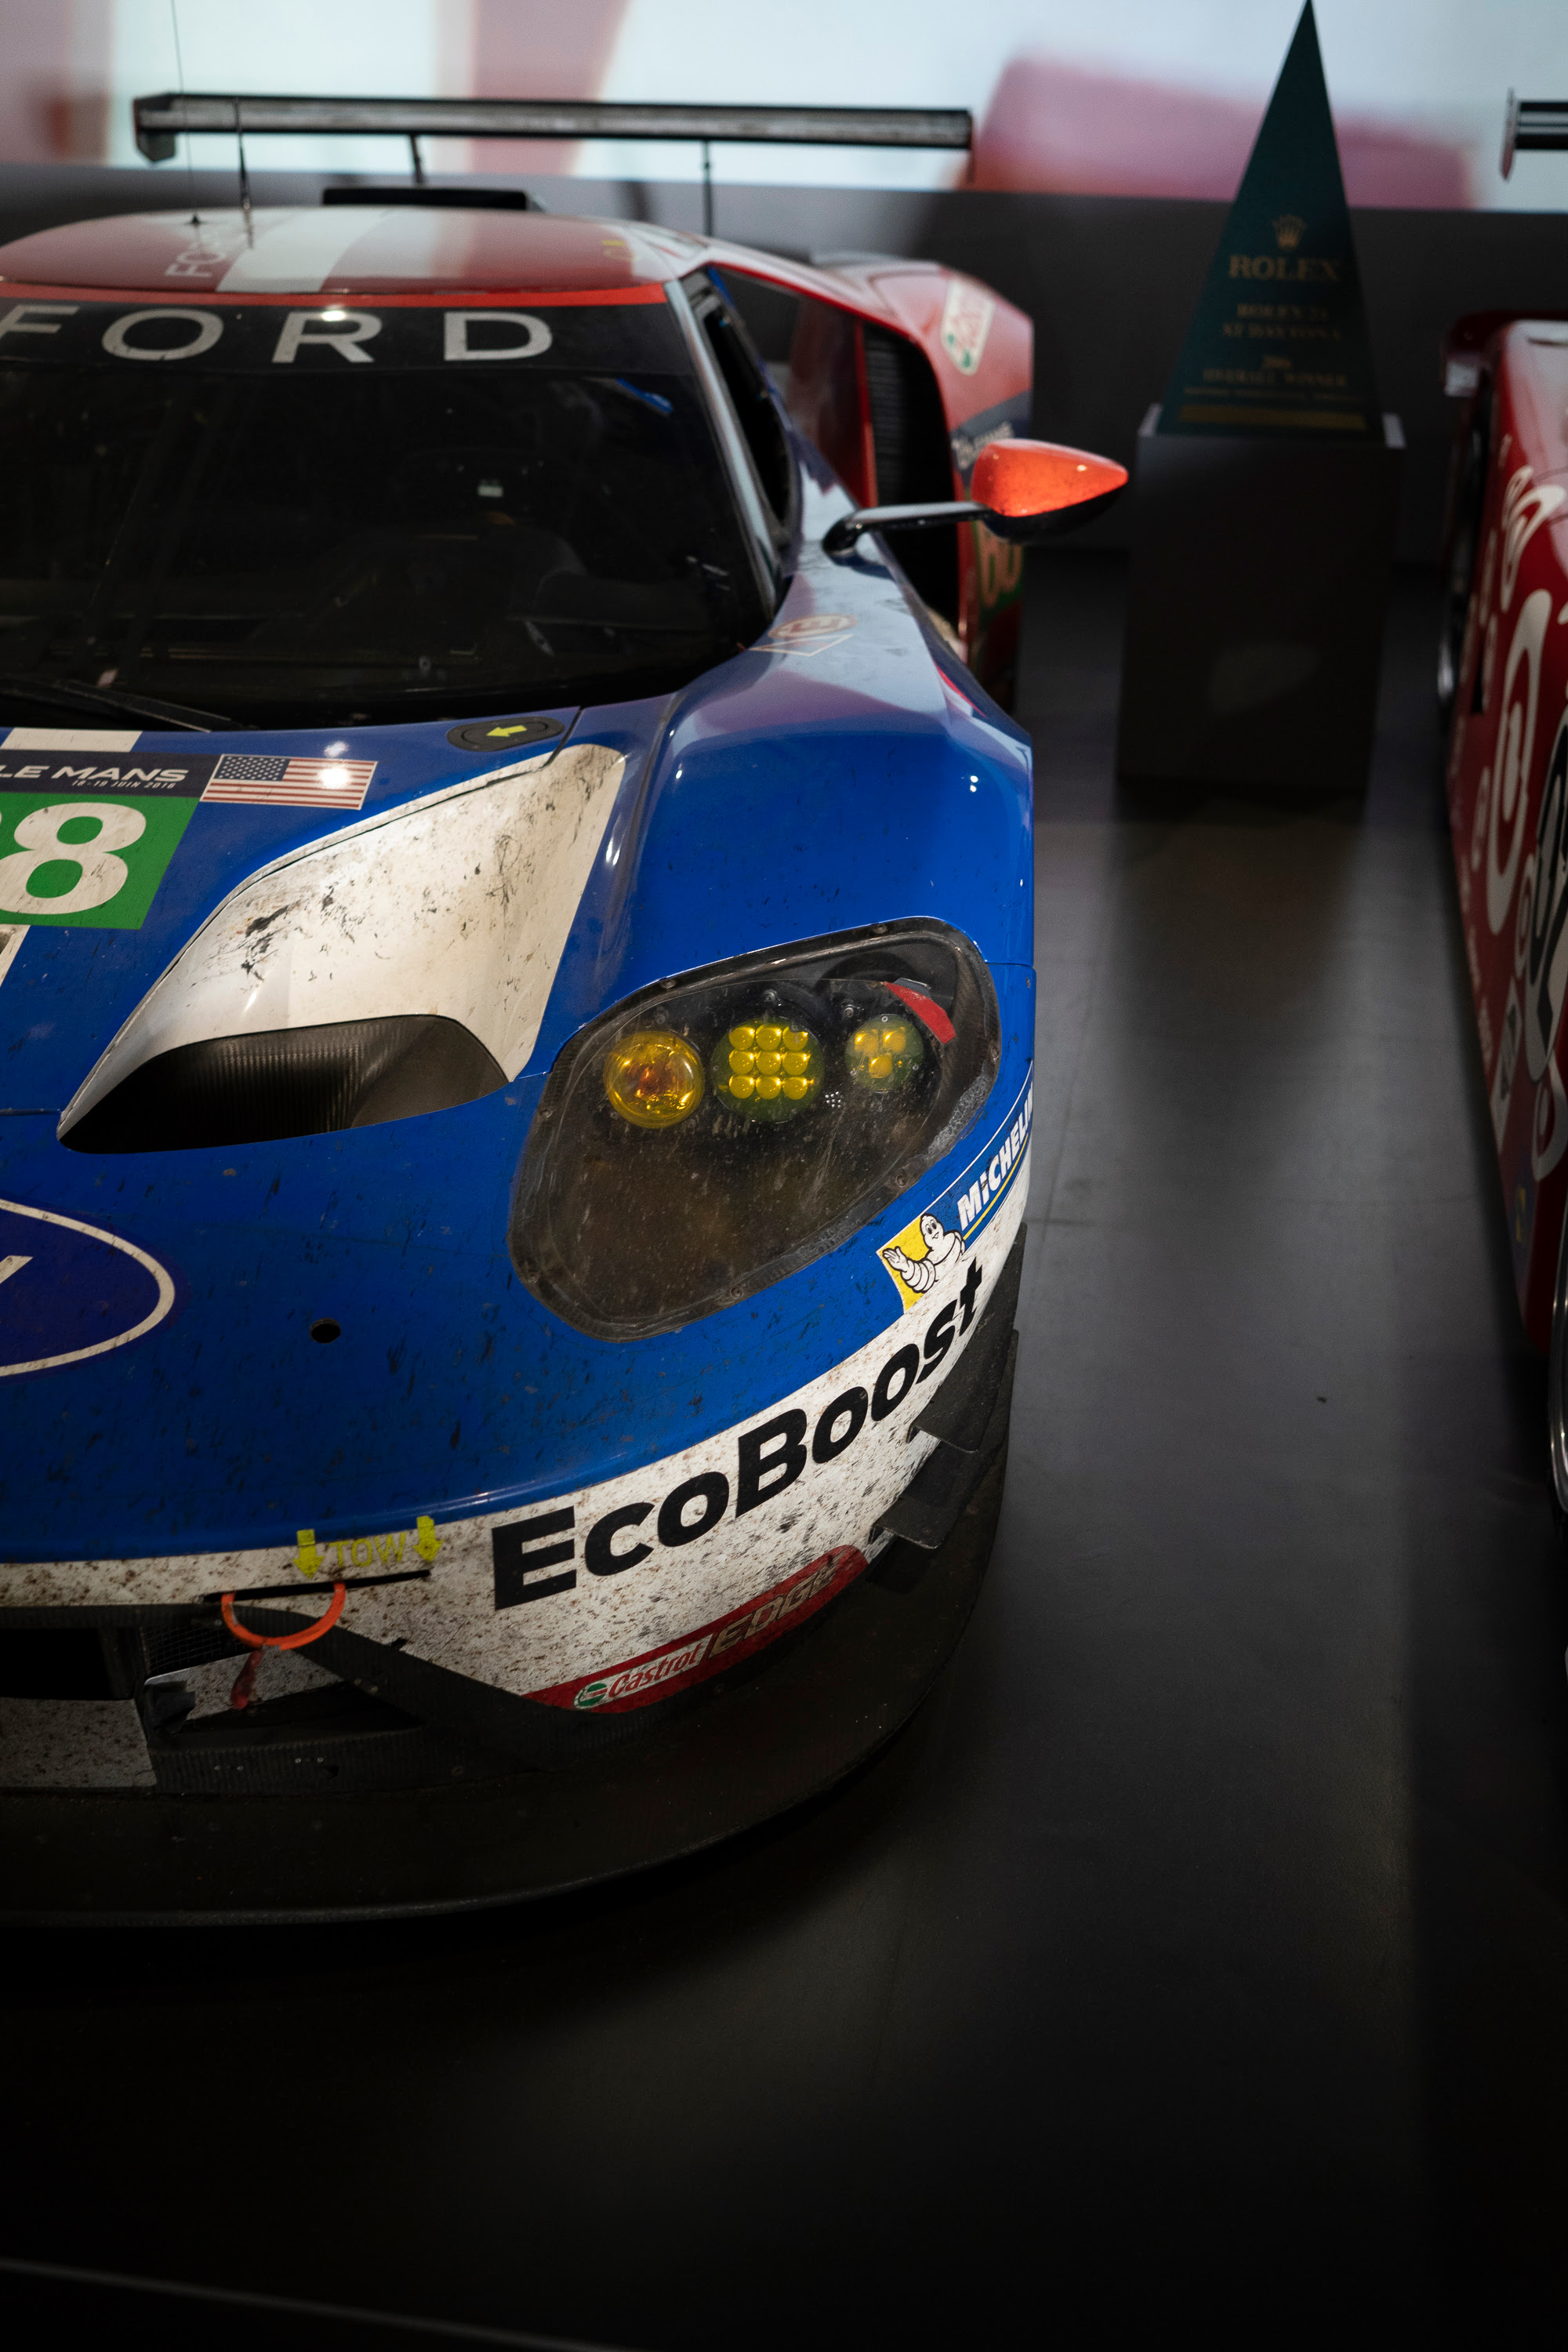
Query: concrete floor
[{"left": 5, "top": 557, "right": 1568, "bottom": 2348}]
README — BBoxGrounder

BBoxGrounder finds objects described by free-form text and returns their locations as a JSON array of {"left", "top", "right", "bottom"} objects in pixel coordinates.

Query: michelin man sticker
[
  {"left": 880, "top": 1212, "right": 964, "bottom": 1299},
  {"left": 877, "top": 1072, "right": 1033, "bottom": 1311}
]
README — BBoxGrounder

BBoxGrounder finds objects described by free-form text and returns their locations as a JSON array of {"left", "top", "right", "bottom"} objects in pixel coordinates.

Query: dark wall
[
  {"left": 1, "top": 162, "right": 1563, "bottom": 559},
  {"left": 923, "top": 193, "right": 1568, "bottom": 561}
]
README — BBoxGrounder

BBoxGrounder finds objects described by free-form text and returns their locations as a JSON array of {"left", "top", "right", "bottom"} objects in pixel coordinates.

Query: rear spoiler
[
  {"left": 132, "top": 93, "right": 972, "bottom": 164},
  {"left": 1501, "top": 92, "right": 1568, "bottom": 177}
]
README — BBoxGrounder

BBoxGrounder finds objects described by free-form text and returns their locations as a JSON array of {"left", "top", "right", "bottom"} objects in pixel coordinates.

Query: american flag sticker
[{"left": 201, "top": 754, "right": 376, "bottom": 811}]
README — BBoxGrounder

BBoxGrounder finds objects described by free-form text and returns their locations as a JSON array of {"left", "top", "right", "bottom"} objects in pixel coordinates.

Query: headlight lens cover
[{"left": 510, "top": 920, "right": 999, "bottom": 1338}]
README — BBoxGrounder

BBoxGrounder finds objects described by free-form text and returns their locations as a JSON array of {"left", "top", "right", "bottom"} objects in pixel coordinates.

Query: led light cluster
[
  {"left": 845, "top": 1014, "right": 924, "bottom": 1094},
  {"left": 601, "top": 999, "right": 932, "bottom": 1133},
  {"left": 710, "top": 1020, "right": 825, "bottom": 1123}
]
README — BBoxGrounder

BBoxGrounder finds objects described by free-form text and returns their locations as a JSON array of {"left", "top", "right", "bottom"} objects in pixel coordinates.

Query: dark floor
[{"left": 5, "top": 557, "right": 1568, "bottom": 2350}]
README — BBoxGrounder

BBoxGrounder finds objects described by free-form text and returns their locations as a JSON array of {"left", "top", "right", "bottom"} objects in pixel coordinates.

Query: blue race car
[{"left": 0, "top": 191, "right": 1120, "bottom": 1919}]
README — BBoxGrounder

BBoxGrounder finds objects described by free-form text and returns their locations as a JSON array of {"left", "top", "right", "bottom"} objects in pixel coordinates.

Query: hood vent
[{"left": 63, "top": 1014, "right": 503, "bottom": 1155}]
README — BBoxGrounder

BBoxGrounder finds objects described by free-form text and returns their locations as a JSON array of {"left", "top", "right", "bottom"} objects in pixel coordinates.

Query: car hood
[{"left": 1, "top": 546, "right": 1033, "bottom": 1563}]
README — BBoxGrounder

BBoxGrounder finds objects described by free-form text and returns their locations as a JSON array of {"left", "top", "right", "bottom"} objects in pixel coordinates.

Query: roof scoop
[
  {"left": 823, "top": 437, "right": 1127, "bottom": 557},
  {"left": 320, "top": 185, "right": 539, "bottom": 212}
]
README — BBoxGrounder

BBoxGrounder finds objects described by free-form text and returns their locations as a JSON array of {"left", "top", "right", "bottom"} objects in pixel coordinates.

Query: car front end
[{"left": 0, "top": 203, "right": 1034, "bottom": 1919}]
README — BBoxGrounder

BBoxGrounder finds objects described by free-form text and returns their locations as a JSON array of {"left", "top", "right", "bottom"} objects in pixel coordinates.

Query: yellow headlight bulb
[
  {"left": 847, "top": 1014, "right": 925, "bottom": 1094},
  {"left": 710, "top": 1018, "right": 825, "bottom": 1122},
  {"left": 603, "top": 1029, "right": 705, "bottom": 1128}
]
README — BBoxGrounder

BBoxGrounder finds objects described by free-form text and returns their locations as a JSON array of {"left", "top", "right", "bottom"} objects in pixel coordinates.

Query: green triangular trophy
[
  {"left": 1160, "top": 1, "right": 1381, "bottom": 441},
  {"left": 1116, "top": 2, "right": 1401, "bottom": 789}
]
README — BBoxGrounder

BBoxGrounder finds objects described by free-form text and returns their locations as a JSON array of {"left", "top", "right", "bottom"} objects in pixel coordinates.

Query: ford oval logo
[{"left": 0, "top": 1196, "right": 177, "bottom": 1377}]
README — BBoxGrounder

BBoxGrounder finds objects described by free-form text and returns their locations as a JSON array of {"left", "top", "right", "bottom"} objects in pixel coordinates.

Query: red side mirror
[
  {"left": 971, "top": 439, "right": 1127, "bottom": 540},
  {"left": 820, "top": 437, "right": 1127, "bottom": 559}
]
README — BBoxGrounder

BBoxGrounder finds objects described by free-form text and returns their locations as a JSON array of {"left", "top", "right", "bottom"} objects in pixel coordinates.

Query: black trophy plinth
[{"left": 1115, "top": 406, "right": 1403, "bottom": 793}]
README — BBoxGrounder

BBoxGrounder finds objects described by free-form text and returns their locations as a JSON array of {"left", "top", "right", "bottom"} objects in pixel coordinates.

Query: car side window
[{"left": 688, "top": 274, "right": 794, "bottom": 531}]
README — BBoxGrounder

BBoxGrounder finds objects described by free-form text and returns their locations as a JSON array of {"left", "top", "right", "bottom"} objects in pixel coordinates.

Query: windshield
[{"left": 0, "top": 294, "right": 775, "bottom": 728}]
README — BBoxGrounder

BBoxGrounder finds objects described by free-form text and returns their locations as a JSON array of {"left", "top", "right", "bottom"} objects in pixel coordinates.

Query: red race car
[{"left": 1439, "top": 308, "right": 1568, "bottom": 1501}]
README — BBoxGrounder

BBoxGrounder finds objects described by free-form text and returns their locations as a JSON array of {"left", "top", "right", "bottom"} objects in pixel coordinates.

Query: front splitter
[{"left": 2, "top": 1452, "right": 1004, "bottom": 1925}]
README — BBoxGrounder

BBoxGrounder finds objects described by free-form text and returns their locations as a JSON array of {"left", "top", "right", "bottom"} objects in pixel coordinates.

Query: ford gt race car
[{"left": 0, "top": 180, "right": 1121, "bottom": 1919}]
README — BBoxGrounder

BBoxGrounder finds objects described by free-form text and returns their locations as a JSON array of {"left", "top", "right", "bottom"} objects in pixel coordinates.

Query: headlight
[
  {"left": 510, "top": 920, "right": 999, "bottom": 1338},
  {"left": 847, "top": 1011, "right": 924, "bottom": 1094},
  {"left": 602, "top": 1030, "right": 706, "bottom": 1129},
  {"left": 709, "top": 1015, "right": 826, "bottom": 1120}
]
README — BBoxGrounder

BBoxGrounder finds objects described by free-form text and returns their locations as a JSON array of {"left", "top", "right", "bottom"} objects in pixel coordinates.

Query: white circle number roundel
[
  {"left": 0, "top": 801, "right": 146, "bottom": 916},
  {"left": 1487, "top": 588, "right": 1553, "bottom": 936}
]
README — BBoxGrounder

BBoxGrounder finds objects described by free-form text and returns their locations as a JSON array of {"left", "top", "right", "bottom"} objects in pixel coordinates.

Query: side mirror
[
  {"left": 968, "top": 439, "right": 1128, "bottom": 541},
  {"left": 822, "top": 437, "right": 1127, "bottom": 557}
]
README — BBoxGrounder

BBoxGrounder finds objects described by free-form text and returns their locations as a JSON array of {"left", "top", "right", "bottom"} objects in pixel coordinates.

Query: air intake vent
[
  {"left": 862, "top": 325, "right": 958, "bottom": 623},
  {"left": 63, "top": 1014, "right": 504, "bottom": 1154},
  {"left": 321, "top": 184, "right": 536, "bottom": 210}
]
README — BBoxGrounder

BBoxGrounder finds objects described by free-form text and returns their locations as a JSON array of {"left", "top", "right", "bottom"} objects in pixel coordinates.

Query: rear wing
[
  {"left": 1501, "top": 92, "right": 1568, "bottom": 177},
  {"left": 132, "top": 93, "right": 973, "bottom": 236},
  {"left": 133, "top": 93, "right": 971, "bottom": 163}
]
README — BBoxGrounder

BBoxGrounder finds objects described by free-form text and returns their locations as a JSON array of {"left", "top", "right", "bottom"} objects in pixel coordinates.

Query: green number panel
[{"left": 0, "top": 792, "right": 196, "bottom": 930}]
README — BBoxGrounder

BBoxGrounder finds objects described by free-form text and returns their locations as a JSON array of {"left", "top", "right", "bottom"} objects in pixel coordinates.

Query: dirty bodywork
[{"left": 0, "top": 201, "right": 1036, "bottom": 1916}]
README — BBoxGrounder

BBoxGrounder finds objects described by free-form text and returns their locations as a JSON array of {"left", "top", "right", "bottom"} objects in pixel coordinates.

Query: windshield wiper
[{"left": 0, "top": 674, "right": 233, "bottom": 732}]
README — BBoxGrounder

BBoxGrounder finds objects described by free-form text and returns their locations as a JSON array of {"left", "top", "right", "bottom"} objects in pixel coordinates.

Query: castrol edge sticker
[
  {"left": 0, "top": 1165, "right": 1027, "bottom": 1701},
  {"left": 533, "top": 1545, "right": 869, "bottom": 1714}
]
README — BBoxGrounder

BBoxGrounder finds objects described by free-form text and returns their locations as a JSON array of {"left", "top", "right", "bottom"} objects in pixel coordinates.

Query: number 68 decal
[{"left": 0, "top": 793, "right": 195, "bottom": 931}]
